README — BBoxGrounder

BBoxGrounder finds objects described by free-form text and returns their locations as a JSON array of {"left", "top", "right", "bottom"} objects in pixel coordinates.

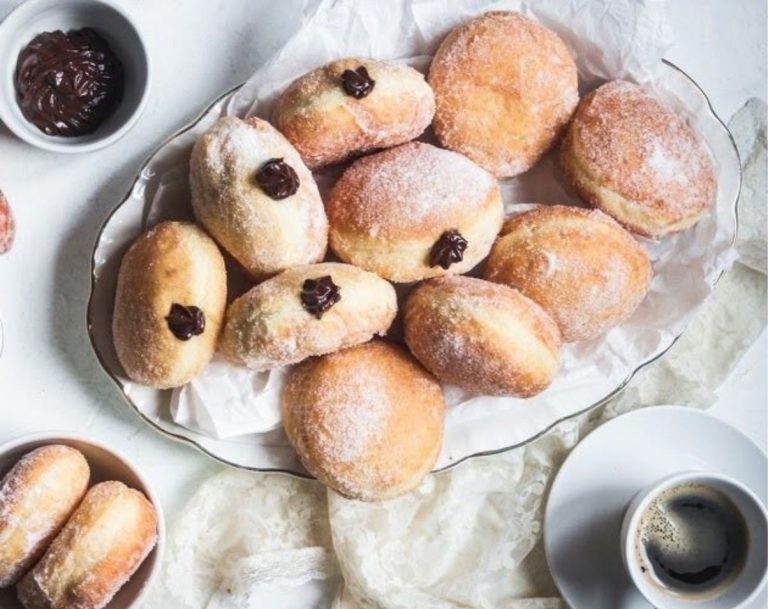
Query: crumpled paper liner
[{"left": 142, "top": 92, "right": 766, "bottom": 609}]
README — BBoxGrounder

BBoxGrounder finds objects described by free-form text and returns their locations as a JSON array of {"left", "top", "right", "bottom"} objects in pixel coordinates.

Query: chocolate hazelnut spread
[
  {"left": 166, "top": 304, "right": 206, "bottom": 340},
  {"left": 341, "top": 66, "right": 375, "bottom": 99},
  {"left": 255, "top": 158, "right": 300, "bottom": 200},
  {"left": 429, "top": 230, "right": 468, "bottom": 269},
  {"left": 301, "top": 276, "right": 341, "bottom": 319},
  {"left": 15, "top": 28, "right": 124, "bottom": 137}
]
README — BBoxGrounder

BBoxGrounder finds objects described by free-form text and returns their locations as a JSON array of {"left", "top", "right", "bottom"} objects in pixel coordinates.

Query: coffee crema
[{"left": 635, "top": 482, "right": 749, "bottom": 600}]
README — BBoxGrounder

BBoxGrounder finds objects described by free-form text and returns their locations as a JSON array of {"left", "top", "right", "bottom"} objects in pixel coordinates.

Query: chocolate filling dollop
[
  {"left": 15, "top": 28, "right": 124, "bottom": 137},
  {"left": 255, "top": 158, "right": 300, "bottom": 200},
  {"left": 301, "top": 276, "right": 341, "bottom": 319},
  {"left": 166, "top": 304, "right": 205, "bottom": 340},
  {"left": 429, "top": 230, "right": 468, "bottom": 269},
  {"left": 341, "top": 66, "right": 375, "bottom": 99}
]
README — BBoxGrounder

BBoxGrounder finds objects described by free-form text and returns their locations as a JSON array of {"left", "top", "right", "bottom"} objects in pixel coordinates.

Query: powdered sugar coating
[
  {"left": 274, "top": 58, "right": 435, "bottom": 168},
  {"left": 17, "top": 480, "right": 158, "bottom": 609},
  {"left": 281, "top": 342, "right": 445, "bottom": 501},
  {"left": 0, "top": 445, "right": 89, "bottom": 587},
  {"left": 190, "top": 116, "right": 328, "bottom": 278},
  {"left": 429, "top": 11, "right": 578, "bottom": 177},
  {"left": 562, "top": 80, "right": 716, "bottom": 237},
  {"left": 112, "top": 221, "right": 227, "bottom": 390},
  {"left": 0, "top": 191, "right": 15, "bottom": 254},
  {"left": 327, "top": 142, "right": 504, "bottom": 282},
  {"left": 405, "top": 276, "right": 561, "bottom": 397},
  {"left": 305, "top": 373, "right": 388, "bottom": 464},
  {"left": 484, "top": 206, "right": 652, "bottom": 342},
  {"left": 218, "top": 262, "right": 397, "bottom": 370}
]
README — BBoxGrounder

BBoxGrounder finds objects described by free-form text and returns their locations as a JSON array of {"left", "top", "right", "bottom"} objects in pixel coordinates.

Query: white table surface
[{"left": 0, "top": 0, "right": 765, "bottom": 605}]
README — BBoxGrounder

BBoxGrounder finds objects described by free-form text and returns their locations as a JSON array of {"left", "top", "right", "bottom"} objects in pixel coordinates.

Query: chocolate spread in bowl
[{"left": 15, "top": 28, "right": 124, "bottom": 137}]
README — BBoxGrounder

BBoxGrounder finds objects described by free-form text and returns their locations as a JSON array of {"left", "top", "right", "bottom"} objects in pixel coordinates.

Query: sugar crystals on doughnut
[
  {"left": 190, "top": 116, "right": 328, "bottom": 279},
  {"left": 17, "top": 481, "right": 158, "bottom": 609},
  {"left": 405, "top": 276, "right": 562, "bottom": 397},
  {"left": 112, "top": 221, "right": 227, "bottom": 389},
  {"left": 274, "top": 58, "right": 435, "bottom": 168},
  {"left": 484, "top": 205, "right": 652, "bottom": 342},
  {"left": 0, "top": 191, "right": 15, "bottom": 254},
  {"left": 429, "top": 11, "right": 578, "bottom": 177},
  {"left": 281, "top": 341, "right": 445, "bottom": 501},
  {"left": 327, "top": 142, "right": 504, "bottom": 282},
  {"left": 218, "top": 263, "right": 397, "bottom": 370},
  {"left": 561, "top": 80, "right": 716, "bottom": 237},
  {"left": 0, "top": 445, "right": 89, "bottom": 587}
]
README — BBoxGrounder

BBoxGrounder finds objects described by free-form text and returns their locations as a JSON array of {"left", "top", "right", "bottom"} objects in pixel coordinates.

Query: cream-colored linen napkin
[{"left": 142, "top": 99, "right": 766, "bottom": 609}]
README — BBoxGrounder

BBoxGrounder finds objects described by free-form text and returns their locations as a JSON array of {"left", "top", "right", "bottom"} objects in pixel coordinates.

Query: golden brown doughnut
[
  {"left": 483, "top": 206, "right": 652, "bottom": 342},
  {"left": 561, "top": 80, "right": 716, "bottom": 237},
  {"left": 0, "top": 190, "right": 15, "bottom": 255},
  {"left": 326, "top": 142, "right": 504, "bottom": 282},
  {"left": 0, "top": 446, "right": 89, "bottom": 587},
  {"left": 273, "top": 58, "right": 435, "bottom": 169},
  {"left": 429, "top": 11, "right": 578, "bottom": 177},
  {"left": 112, "top": 221, "right": 227, "bottom": 389},
  {"left": 281, "top": 341, "right": 445, "bottom": 501},
  {"left": 404, "top": 275, "right": 561, "bottom": 397},
  {"left": 218, "top": 262, "right": 397, "bottom": 370},
  {"left": 17, "top": 481, "right": 157, "bottom": 609},
  {"left": 190, "top": 116, "right": 328, "bottom": 278}
]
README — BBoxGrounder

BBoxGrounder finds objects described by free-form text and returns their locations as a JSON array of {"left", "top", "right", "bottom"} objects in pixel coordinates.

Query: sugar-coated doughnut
[
  {"left": 327, "top": 142, "right": 504, "bottom": 282},
  {"left": 113, "top": 221, "right": 227, "bottom": 389},
  {"left": 0, "top": 190, "right": 15, "bottom": 255},
  {"left": 561, "top": 81, "right": 716, "bottom": 237},
  {"left": 273, "top": 58, "right": 435, "bottom": 169},
  {"left": 17, "top": 481, "right": 157, "bottom": 609},
  {"left": 0, "top": 446, "right": 89, "bottom": 587},
  {"left": 404, "top": 276, "right": 561, "bottom": 397},
  {"left": 190, "top": 116, "right": 328, "bottom": 278},
  {"left": 219, "top": 262, "right": 397, "bottom": 370},
  {"left": 282, "top": 341, "right": 444, "bottom": 501},
  {"left": 483, "top": 206, "right": 652, "bottom": 342},
  {"left": 429, "top": 11, "right": 578, "bottom": 177}
]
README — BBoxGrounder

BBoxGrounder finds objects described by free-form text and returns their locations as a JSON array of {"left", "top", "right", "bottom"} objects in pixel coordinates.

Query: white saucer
[{"left": 544, "top": 406, "right": 768, "bottom": 609}]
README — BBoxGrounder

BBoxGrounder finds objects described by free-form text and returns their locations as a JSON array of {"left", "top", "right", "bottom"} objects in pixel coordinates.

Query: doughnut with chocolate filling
[
  {"left": 326, "top": 142, "right": 504, "bottom": 282},
  {"left": 218, "top": 263, "right": 397, "bottom": 370},
  {"left": 273, "top": 58, "right": 435, "bottom": 168},
  {"left": 190, "top": 116, "right": 328, "bottom": 278},
  {"left": 112, "top": 221, "right": 227, "bottom": 389}
]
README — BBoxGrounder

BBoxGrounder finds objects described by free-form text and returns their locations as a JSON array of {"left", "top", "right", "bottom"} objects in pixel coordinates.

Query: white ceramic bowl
[
  {"left": 0, "top": 0, "right": 149, "bottom": 153},
  {"left": 0, "top": 431, "right": 165, "bottom": 609}
]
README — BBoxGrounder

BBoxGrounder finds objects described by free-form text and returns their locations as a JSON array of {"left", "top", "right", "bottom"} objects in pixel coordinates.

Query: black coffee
[{"left": 636, "top": 482, "right": 749, "bottom": 599}]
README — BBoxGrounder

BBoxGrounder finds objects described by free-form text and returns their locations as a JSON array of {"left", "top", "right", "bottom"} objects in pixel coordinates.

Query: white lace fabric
[
  {"left": 153, "top": 471, "right": 335, "bottom": 608},
  {"left": 328, "top": 427, "right": 576, "bottom": 609}
]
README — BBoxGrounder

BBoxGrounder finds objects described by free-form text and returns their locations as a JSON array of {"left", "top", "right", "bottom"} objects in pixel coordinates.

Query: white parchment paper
[{"left": 95, "top": 0, "right": 738, "bottom": 468}]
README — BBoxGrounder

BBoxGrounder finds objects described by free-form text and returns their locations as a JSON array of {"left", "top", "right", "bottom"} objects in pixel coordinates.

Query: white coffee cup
[{"left": 620, "top": 471, "right": 767, "bottom": 609}]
